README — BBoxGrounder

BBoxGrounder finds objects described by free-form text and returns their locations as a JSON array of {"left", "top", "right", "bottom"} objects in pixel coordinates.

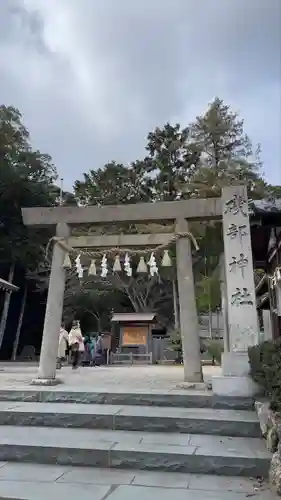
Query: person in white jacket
[
  {"left": 68, "top": 321, "right": 85, "bottom": 369},
  {"left": 57, "top": 325, "right": 69, "bottom": 369}
]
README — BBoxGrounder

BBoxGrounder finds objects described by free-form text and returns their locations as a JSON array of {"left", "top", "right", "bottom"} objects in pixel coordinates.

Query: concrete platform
[
  {"left": 0, "top": 425, "right": 271, "bottom": 477},
  {"left": 212, "top": 375, "right": 261, "bottom": 397},
  {"left": 0, "top": 462, "right": 276, "bottom": 500},
  {"left": 0, "top": 364, "right": 255, "bottom": 409},
  {"left": 0, "top": 402, "right": 261, "bottom": 437}
]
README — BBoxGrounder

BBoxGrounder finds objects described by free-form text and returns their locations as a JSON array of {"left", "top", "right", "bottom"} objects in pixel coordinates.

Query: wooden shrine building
[
  {"left": 111, "top": 312, "right": 158, "bottom": 364},
  {"left": 251, "top": 199, "right": 281, "bottom": 341}
]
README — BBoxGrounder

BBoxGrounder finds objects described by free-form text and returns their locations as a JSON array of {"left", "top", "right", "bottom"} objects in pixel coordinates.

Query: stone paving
[
  {"left": 0, "top": 363, "right": 219, "bottom": 392},
  {"left": 0, "top": 462, "right": 276, "bottom": 500},
  {"left": 0, "top": 364, "right": 277, "bottom": 499},
  {"left": 0, "top": 401, "right": 261, "bottom": 436},
  {"left": 0, "top": 424, "right": 271, "bottom": 475}
]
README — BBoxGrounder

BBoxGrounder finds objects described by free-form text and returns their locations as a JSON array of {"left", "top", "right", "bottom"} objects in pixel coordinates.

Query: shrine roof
[
  {"left": 0, "top": 278, "right": 19, "bottom": 293},
  {"left": 250, "top": 198, "right": 281, "bottom": 214},
  {"left": 111, "top": 313, "right": 156, "bottom": 323},
  {"left": 250, "top": 198, "right": 281, "bottom": 226}
]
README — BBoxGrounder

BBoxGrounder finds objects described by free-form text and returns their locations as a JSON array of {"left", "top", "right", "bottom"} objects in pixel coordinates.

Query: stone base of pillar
[
  {"left": 212, "top": 374, "right": 260, "bottom": 397},
  {"left": 30, "top": 378, "right": 63, "bottom": 386},
  {"left": 176, "top": 382, "right": 209, "bottom": 391},
  {"left": 183, "top": 372, "right": 204, "bottom": 384},
  {"left": 212, "top": 351, "right": 260, "bottom": 397},
  {"left": 221, "top": 352, "right": 250, "bottom": 377}
]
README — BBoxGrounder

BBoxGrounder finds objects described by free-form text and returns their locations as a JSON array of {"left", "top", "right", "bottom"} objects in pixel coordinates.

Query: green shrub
[
  {"left": 248, "top": 339, "right": 281, "bottom": 410},
  {"left": 169, "top": 329, "right": 183, "bottom": 363},
  {"left": 169, "top": 330, "right": 206, "bottom": 363},
  {"left": 203, "top": 339, "right": 224, "bottom": 365}
]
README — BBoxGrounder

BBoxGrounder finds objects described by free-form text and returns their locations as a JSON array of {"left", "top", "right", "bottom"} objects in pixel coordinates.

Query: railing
[
  {"left": 157, "top": 358, "right": 175, "bottom": 365},
  {"left": 110, "top": 352, "right": 153, "bottom": 365}
]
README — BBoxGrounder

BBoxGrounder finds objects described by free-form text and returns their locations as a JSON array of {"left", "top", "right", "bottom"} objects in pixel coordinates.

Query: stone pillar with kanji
[{"left": 212, "top": 185, "right": 260, "bottom": 397}]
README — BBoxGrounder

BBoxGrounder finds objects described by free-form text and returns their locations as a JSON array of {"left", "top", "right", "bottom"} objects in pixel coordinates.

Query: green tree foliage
[
  {"left": 65, "top": 266, "right": 174, "bottom": 328},
  {"left": 196, "top": 275, "right": 221, "bottom": 313},
  {"left": 190, "top": 97, "right": 261, "bottom": 171},
  {"left": 63, "top": 288, "right": 126, "bottom": 332},
  {"left": 74, "top": 161, "right": 152, "bottom": 206},
  {"left": 144, "top": 123, "right": 201, "bottom": 201},
  {"left": 0, "top": 105, "right": 58, "bottom": 268},
  {"left": 182, "top": 97, "right": 265, "bottom": 199},
  {"left": 50, "top": 185, "right": 77, "bottom": 206},
  {"left": 0, "top": 105, "right": 69, "bottom": 352}
]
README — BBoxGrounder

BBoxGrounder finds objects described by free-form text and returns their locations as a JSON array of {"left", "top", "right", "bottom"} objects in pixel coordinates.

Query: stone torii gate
[{"left": 21, "top": 186, "right": 259, "bottom": 396}]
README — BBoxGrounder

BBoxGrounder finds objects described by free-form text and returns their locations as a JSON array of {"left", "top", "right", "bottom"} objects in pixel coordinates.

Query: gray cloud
[{"left": 0, "top": 0, "right": 280, "bottom": 189}]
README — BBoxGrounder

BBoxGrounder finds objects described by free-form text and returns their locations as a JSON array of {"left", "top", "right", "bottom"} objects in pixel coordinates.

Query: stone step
[
  {"left": 0, "top": 389, "right": 254, "bottom": 410},
  {"left": 0, "top": 462, "right": 274, "bottom": 500},
  {"left": 0, "top": 402, "right": 261, "bottom": 437},
  {"left": 0, "top": 425, "right": 271, "bottom": 477}
]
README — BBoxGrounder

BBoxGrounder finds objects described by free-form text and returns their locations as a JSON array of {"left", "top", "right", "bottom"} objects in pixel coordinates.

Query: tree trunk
[
  {"left": 172, "top": 279, "right": 179, "bottom": 330},
  {"left": 209, "top": 308, "right": 213, "bottom": 338},
  {"left": 0, "top": 262, "right": 15, "bottom": 352},
  {"left": 11, "top": 283, "right": 27, "bottom": 361},
  {"left": 216, "top": 307, "right": 220, "bottom": 337}
]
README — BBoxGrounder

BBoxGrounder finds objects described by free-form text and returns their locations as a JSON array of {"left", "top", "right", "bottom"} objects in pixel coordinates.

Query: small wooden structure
[{"left": 111, "top": 313, "right": 157, "bottom": 364}]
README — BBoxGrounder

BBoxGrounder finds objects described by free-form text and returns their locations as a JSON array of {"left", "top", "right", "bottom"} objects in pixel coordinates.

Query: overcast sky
[{"left": 1, "top": 0, "right": 280, "bottom": 190}]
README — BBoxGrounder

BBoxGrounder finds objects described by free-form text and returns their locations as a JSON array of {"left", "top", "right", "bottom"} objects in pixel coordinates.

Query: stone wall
[{"left": 255, "top": 401, "right": 281, "bottom": 495}]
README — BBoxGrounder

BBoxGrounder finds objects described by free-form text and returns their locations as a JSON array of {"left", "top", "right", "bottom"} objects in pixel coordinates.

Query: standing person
[
  {"left": 68, "top": 321, "right": 85, "bottom": 369},
  {"left": 83, "top": 335, "right": 93, "bottom": 366},
  {"left": 57, "top": 325, "right": 68, "bottom": 369},
  {"left": 93, "top": 333, "right": 103, "bottom": 366},
  {"left": 89, "top": 336, "right": 97, "bottom": 365},
  {"left": 82, "top": 335, "right": 89, "bottom": 366}
]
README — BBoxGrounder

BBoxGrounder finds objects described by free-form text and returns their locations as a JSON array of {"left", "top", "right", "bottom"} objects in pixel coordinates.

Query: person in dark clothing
[
  {"left": 68, "top": 321, "right": 85, "bottom": 370},
  {"left": 93, "top": 334, "right": 103, "bottom": 366},
  {"left": 72, "top": 345, "right": 80, "bottom": 368}
]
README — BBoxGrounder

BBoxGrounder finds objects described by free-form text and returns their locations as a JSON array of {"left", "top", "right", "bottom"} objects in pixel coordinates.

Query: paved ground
[
  {"left": 0, "top": 364, "right": 277, "bottom": 499},
  {"left": 0, "top": 363, "right": 221, "bottom": 392},
  {"left": 0, "top": 462, "right": 276, "bottom": 500}
]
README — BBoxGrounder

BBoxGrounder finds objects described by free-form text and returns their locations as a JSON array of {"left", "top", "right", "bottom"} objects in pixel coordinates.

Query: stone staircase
[{"left": 0, "top": 389, "right": 271, "bottom": 482}]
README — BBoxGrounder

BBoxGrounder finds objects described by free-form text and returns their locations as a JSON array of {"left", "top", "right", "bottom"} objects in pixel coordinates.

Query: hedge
[{"left": 248, "top": 339, "right": 281, "bottom": 411}]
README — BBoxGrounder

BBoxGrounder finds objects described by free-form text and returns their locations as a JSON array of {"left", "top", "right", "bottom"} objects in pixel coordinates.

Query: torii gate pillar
[
  {"left": 176, "top": 218, "right": 203, "bottom": 382},
  {"left": 32, "top": 222, "right": 70, "bottom": 385}
]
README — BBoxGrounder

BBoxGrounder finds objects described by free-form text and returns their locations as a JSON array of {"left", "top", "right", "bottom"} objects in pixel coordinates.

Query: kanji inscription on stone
[
  {"left": 220, "top": 186, "right": 259, "bottom": 352},
  {"left": 232, "top": 326, "right": 257, "bottom": 351},
  {"left": 231, "top": 287, "right": 253, "bottom": 306},
  {"left": 229, "top": 253, "right": 249, "bottom": 278},
  {"left": 224, "top": 193, "right": 247, "bottom": 217},
  {"left": 226, "top": 223, "right": 248, "bottom": 239}
]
